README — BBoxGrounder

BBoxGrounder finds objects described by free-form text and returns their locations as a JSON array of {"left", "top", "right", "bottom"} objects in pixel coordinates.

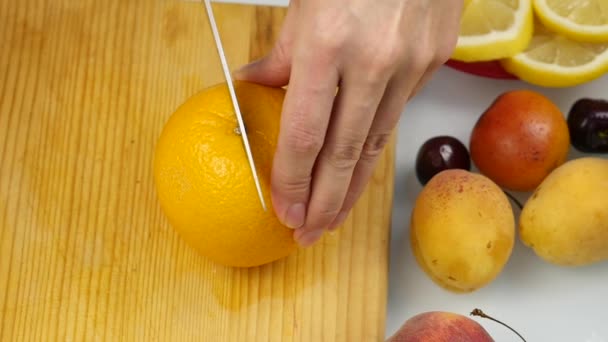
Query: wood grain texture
[{"left": 0, "top": 1, "right": 395, "bottom": 341}]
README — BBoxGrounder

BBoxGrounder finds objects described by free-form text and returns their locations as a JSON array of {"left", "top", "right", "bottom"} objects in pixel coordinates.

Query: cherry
[
  {"left": 567, "top": 98, "right": 608, "bottom": 154},
  {"left": 416, "top": 136, "right": 471, "bottom": 185}
]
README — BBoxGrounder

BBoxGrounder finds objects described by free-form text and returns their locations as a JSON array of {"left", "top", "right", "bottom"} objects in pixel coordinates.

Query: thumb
[
  {"left": 234, "top": 45, "right": 291, "bottom": 87},
  {"left": 233, "top": 43, "right": 291, "bottom": 87},
  {"left": 233, "top": 5, "right": 296, "bottom": 87}
]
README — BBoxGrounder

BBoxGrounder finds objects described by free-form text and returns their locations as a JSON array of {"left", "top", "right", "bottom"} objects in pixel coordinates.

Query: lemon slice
[
  {"left": 533, "top": 0, "right": 608, "bottom": 43},
  {"left": 501, "top": 22, "right": 608, "bottom": 87},
  {"left": 451, "top": 0, "right": 534, "bottom": 62}
]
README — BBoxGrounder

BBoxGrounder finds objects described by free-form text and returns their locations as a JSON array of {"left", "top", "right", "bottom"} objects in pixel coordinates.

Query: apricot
[
  {"left": 469, "top": 90, "right": 570, "bottom": 192},
  {"left": 520, "top": 157, "right": 608, "bottom": 266},
  {"left": 410, "top": 169, "right": 515, "bottom": 293}
]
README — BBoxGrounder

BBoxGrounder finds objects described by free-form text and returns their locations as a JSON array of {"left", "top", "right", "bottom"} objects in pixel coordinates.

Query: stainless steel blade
[{"left": 203, "top": 0, "right": 267, "bottom": 211}]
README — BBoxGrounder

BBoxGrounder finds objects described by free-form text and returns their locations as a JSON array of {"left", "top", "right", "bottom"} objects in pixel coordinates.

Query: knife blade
[{"left": 203, "top": 0, "right": 267, "bottom": 212}]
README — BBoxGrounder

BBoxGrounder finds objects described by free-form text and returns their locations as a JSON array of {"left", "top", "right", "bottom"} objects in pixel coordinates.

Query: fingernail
[
  {"left": 295, "top": 229, "right": 324, "bottom": 247},
  {"left": 328, "top": 212, "right": 348, "bottom": 231},
  {"left": 284, "top": 203, "right": 306, "bottom": 229}
]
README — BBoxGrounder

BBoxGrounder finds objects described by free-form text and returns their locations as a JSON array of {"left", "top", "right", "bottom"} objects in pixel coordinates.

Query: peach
[{"left": 386, "top": 311, "right": 494, "bottom": 342}]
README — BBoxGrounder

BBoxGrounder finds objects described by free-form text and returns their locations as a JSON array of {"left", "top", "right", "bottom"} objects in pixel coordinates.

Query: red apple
[{"left": 386, "top": 311, "right": 494, "bottom": 342}]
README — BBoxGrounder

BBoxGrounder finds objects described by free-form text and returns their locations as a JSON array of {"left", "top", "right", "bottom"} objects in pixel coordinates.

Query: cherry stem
[
  {"left": 503, "top": 191, "right": 523, "bottom": 210},
  {"left": 471, "top": 308, "right": 526, "bottom": 342}
]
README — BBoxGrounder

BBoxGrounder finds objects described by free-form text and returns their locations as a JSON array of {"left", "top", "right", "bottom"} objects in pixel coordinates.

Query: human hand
[{"left": 235, "top": 0, "right": 464, "bottom": 247}]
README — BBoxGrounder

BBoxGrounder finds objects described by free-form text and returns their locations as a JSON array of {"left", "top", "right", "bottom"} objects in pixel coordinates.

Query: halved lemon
[
  {"left": 501, "top": 22, "right": 608, "bottom": 87},
  {"left": 451, "top": 0, "right": 534, "bottom": 62},
  {"left": 533, "top": 0, "right": 608, "bottom": 43}
]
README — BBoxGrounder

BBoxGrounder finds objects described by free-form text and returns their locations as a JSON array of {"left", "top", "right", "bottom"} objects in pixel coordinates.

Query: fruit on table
[
  {"left": 153, "top": 81, "right": 297, "bottom": 267},
  {"left": 386, "top": 311, "right": 494, "bottom": 342},
  {"left": 533, "top": 0, "right": 608, "bottom": 43},
  {"left": 415, "top": 136, "right": 471, "bottom": 185},
  {"left": 451, "top": 0, "right": 534, "bottom": 62},
  {"left": 450, "top": 0, "right": 608, "bottom": 87},
  {"left": 410, "top": 169, "right": 515, "bottom": 293},
  {"left": 519, "top": 157, "right": 608, "bottom": 266},
  {"left": 501, "top": 22, "right": 608, "bottom": 88},
  {"left": 469, "top": 90, "right": 570, "bottom": 192},
  {"left": 567, "top": 98, "right": 608, "bottom": 153}
]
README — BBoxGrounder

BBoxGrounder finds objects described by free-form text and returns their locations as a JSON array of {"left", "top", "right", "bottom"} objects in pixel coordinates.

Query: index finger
[{"left": 271, "top": 47, "right": 339, "bottom": 230}]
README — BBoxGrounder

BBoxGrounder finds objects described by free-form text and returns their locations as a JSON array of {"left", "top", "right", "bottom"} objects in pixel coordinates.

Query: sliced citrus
[
  {"left": 533, "top": 0, "right": 608, "bottom": 43},
  {"left": 501, "top": 22, "right": 608, "bottom": 87},
  {"left": 153, "top": 82, "right": 298, "bottom": 267},
  {"left": 451, "top": 0, "right": 534, "bottom": 62}
]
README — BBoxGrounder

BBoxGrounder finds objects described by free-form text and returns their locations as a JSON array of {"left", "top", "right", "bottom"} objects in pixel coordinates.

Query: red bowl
[{"left": 445, "top": 59, "right": 518, "bottom": 80}]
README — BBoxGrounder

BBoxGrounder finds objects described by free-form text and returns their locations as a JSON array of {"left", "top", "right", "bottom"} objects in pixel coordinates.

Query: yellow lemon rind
[
  {"left": 501, "top": 52, "right": 608, "bottom": 87},
  {"left": 533, "top": 0, "right": 608, "bottom": 44},
  {"left": 451, "top": 0, "right": 535, "bottom": 62}
]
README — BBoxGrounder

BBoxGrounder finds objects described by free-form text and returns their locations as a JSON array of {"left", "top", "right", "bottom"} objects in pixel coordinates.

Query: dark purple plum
[
  {"left": 416, "top": 136, "right": 471, "bottom": 185},
  {"left": 567, "top": 98, "right": 608, "bottom": 154}
]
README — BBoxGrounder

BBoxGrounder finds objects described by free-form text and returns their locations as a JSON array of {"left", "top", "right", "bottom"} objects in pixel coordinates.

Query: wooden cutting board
[{"left": 0, "top": 1, "right": 395, "bottom": 340}]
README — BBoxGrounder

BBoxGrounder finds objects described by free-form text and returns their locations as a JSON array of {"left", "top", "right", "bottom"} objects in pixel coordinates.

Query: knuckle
[
  {"left": 284, "top": 118, "right": 324, "bottom": 155},
  {"left": 361, "top": 132, "right": 392, "bottom": 160},
  {"left": 382, "top": 44, "right": 406, "bottom": 68},
  {"left": 361, "top": 45, "right": 403, "bottom": 75},
  {"left": 318, "top": 207, "right": 341, "bottom": 221},
  {"left": 272, "top": 166, "right": 311, "bottom": 194},
  {"left": 351, "top": 51, "right": 400, "bottom": 86},
  {"left": 317, "top": 33, "right": 344, "bottom": 55},
  {"left": 311, "top": 13, "right": 351, "bottom": 56},
  {"left": 322, "top": 140, "right": 363, "bottom": 170},
  {"left": 307, "top": 206, "right": 341, "bottom": 229}
]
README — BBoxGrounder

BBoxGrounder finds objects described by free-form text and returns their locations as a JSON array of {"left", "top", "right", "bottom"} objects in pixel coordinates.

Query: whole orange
[
  {"left": 153, "top": 81, "right": 297, "bottom": 267},
  {"left": 469, "top": 90, "right": 570, "bottom": 192}
]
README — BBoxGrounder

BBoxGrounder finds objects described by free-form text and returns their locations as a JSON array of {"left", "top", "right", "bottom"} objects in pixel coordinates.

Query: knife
[{"left": 203, "top": 0, "right": 267, "bottom": 211}]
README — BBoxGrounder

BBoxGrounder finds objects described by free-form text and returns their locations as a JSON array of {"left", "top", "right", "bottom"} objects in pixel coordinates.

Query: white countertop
[
  {"left": 212, "top": 1, "right": 608, "bottom": 340},
  {"left": 387, "top": 69, "right": 608, "bottom": 342}
]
